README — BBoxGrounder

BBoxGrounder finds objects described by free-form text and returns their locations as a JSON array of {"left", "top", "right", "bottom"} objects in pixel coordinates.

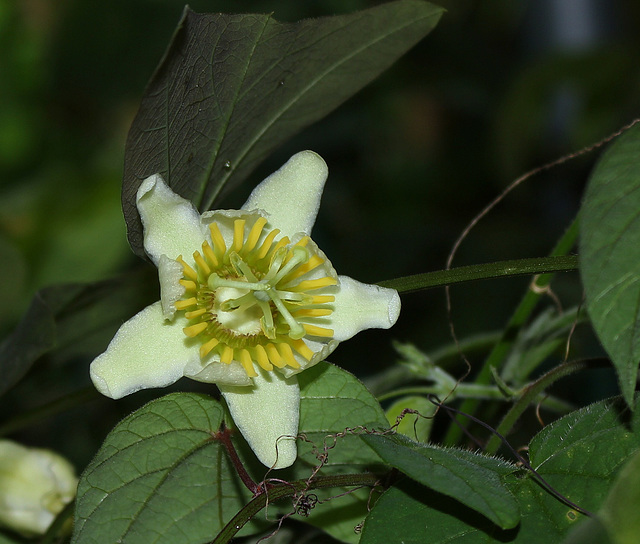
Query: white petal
[
  {"left": 241, "top": 151, "right": 328, "bottom": 237},
  {"left": 184, "top": 359, "right": 252, "bottom": 387},
  {"left": 219, "top": 370, "right": 299, "bottom": 469},
  {"left": 329, "top": 276, "right": 401, "bottom": 342},
  {"left": 158, "top": 255, "right": 185, "bottom": 320},
  {"left": 90, "top": 301, "right": 199, "bottom": 399},
  {"left": 137, "top": 174, "right": 207, "bottom": 265}
]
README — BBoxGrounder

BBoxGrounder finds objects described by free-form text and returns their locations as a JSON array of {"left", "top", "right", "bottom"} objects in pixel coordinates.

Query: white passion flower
[
  {"left": 0, "top": 440, "right": 77, "bottom": 536},
  {"left": 90, "top": 151, "right": 400, "bottom": 469}
]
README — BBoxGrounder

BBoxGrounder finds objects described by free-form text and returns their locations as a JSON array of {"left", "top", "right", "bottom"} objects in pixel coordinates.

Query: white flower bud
[{"left": 0, "top": 440, "right": 78, "bottom": 536}]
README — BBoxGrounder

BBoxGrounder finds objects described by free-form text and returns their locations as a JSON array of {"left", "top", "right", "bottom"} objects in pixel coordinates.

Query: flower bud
[{"left": 0, "top": 440, "right": 77, "bottom": 536}]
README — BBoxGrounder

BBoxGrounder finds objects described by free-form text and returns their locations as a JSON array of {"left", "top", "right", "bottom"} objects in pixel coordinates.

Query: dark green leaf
[
  {"left": 363, "top": 433, "right": 519, "bottom": 529},
  {"left": 362, "top": 396, "right": 640, "bottom": 543},
  {"left": 563, "top": 449, "right": 640, "bottom": 544},
  {"left": 0, "top": 269, "right": 156, "bottom": 398},
  {"left": 580, "top": 123, "right": 640, "bottom": 405},
  {"left": 72, "top": 393, "right": 252, "bottom": 544},
  {"left": 270, "top": 362, "right": 390, "bottom": 544},
  {"left": 122, "top": 1, "right": 444, "bottom": 257}
]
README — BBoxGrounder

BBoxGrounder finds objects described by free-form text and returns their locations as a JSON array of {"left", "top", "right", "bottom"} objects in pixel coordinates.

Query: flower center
[{"left": 174, "top": 217, "right": 336, "bottom": 377}]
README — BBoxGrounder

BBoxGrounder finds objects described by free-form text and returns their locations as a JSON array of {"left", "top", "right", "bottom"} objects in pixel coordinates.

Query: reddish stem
[{"left": 213, "top": 426, "right": 259, "bottom": 495}]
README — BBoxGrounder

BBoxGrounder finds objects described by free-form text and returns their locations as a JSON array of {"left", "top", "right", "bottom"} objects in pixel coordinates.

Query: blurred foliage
[{"left": 1, "top": 0, "right": 639, "bottom": 490}]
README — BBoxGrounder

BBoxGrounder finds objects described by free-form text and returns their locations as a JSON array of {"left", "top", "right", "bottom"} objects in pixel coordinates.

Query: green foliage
[
  {"left": 363, "top": 433, "right": 520, "bottom": 529},
  {"left": 0, "top": 270, "right": 156, "bottom": 399},
  {"left": 122, "top": 1, "right": 444, "bottom": 258},
  {"left": 72, "top": 393, "right": 251, "bottom": 544},
  {"left": 361, "top": 396, "right": 640, "bottom": 543},
  {"left": 580, "top": 122, "right": 640, "bottom": 405},
  {"left": 4, "top": 1, "right": 640, "bottom": 543}
]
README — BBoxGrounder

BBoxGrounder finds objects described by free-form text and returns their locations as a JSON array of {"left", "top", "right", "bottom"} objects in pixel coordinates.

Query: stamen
[
  {"left": 278, "top": 343, "right": 300, "bottom": 368},
  {"left": 239, "top": 349, "right": 258, "bottom": 377},
  {"left": 245, "top": 217, "right": 267, "bottom": 252},
  {"left": 272, "top": 246, "right": 310, "bottom": 284},
  {"left": 177, "top": 256, "right": 198, "bottom": 282},
  {"left": 199, "top": 337, "right": 219, "bottom": 358},
  {"left": 259, "top": 301, "right": 277, "bottom": 339},
  {"left": 209, "top": 222, "right": 227, "bottom": 256},
  {"left": 254, "top": 344, "right": 273, "bottom": 371},
  {"left": 175, "top": 298, "right": 198, "bottom": 310},
  {"left": 265, "top": 343, "right": 285, "bottom": 368},
  {"left": 255, "top": 228, "right": 280, "bottom": 259},
  {"left": 263, "top": 247, "right": 287, "bottom": 282},
  {"left": 268, "top": 236, "right": 290, "bottom": 258},
  {"left": 183, "top": 322, "right": 208, "bottom": 337},
  {"left": 219, "top": 292, "right": 255, "bottom": 311},
  {"left": 233, "top": 219, "right": 245, "bottom": 252},
  {"left": 283, "top": 254, "right": 325, "bottom": 281},
  {"left": 267, "top": 292, "right": 305, "bottom": 339},
  {"left": 193, "top": 250, "right": 211, "bottom": 276},
  {"left": 208, "top": 274, "right": 267, "bottom": 292},
  {"left": 303, "top": 324, "right": 334, "bottom": 338},
  {"left": 230, "top": 253, "right": 258, "bottom": 282}
]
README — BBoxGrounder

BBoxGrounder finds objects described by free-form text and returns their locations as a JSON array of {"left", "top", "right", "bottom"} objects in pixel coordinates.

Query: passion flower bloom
[
  {"left": 90, "top": 151, "right": 400, "bottom": 469},
  {"left": 0, "top": 440, "right": 77, "bottom": 536}
]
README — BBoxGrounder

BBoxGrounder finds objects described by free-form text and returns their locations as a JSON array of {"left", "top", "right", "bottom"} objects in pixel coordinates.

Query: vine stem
[
  {"left": 443, "top": 218, "right": 579, "bottom": 445},
  {"left": 209, "top": 472, "right": 384, "bottom": 544},
  {"left": 377, "top": 255, "right": 578, "bottom": 294}
]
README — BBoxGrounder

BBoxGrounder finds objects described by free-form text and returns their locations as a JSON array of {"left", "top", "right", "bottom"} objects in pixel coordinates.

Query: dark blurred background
[{"left": 1, "top": 0, "right": 638, "bottom": 472}]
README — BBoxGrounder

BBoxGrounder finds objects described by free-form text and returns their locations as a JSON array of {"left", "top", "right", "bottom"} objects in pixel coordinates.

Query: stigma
[{"left": 174, "top": 216, "right": 336, "bottom": 377}]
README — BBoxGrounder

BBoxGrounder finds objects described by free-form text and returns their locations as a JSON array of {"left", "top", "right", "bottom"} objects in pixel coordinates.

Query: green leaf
[
  {"left": 72, "top": 393, "right": 252, "bottom": 544},
  {"left": 385, "top": 394, "right": 436, "bottom": 442},
  {"left": 563, "top": 449, "right": 640, "bottom": 544},
  {"left": 362, "top": 396, "right": 640, "bottom": 543},
  {"left": 122, "top": 1, "right": 444, "bottom": 257},
  {"left": 362, "top": 433, "right": 520, "bottom": 529},
  {"left": 283, "top": 362, "right": 390, "bottom": 544},
  {"left": 0, "top": 269, "right": 156, "bottom": 398},
  {"left": 580, "top": 123, "right": 640, "bottom": 405}
]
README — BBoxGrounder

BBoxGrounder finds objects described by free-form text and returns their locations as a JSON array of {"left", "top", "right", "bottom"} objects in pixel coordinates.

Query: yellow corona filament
[
  {"left": 239, "top": 349, "right": 258, "bottom": 377},
  {"left": 265, "top": 343, "right": 285, "bottom": 368},
  {"left": 233, "top": 219, "right": 245, "bottom": 252},
  {"left": 268, "top": 236, "right": 290, "bottom": 258},
  {"left": 184, "top": 308, "right": 207, "bottom": 319},
  {"left": 175, "top": 297, "right": 197, "bottom": 310},
  {"left": 179, "top": 279, "right": 197, "bottom": 291},
  {"left": 283, "top": 254, "right": 324, "bottom": 281},
  {"left": 221, "top": 346, "right": 234, "bottom": 365},
  {"left": 175, "top": 218, "right": 339, "bottom": 379},
  {"left": 288, "top": 277, "right": 338, "bottom": 292},
  {"left": 290, "top": 339, "right": 314, "bottom": 361},
  {"left": 303, "top": 324, "right": 334, "bottom": 337},
  {"left": 253, "top": 344, "right": 273, "bottom": 371},
  {"left": 183, "top": 322, "right": 208, "bottom": 337},
  {"left": 199, "top": 337, "right": 219, "bottom": 358},
  {"left": 245, "top": 217, "right": 268, "bottom": 252},
  {"left": 193, "top": 251, "right": 211, "bottom": 276},
  {"left": 293, "top": 308, "right": 333, "bottom": 317},
  {"left": 278, "top": 342, "right": 300, "bottom": 368},
  {"left": 177, "top": 257, "right": 198, "bottom": 281},
  {"left": 209, "top": 222, "right": 227, "bottom": 256},
  {"left": 202, "top": 241, "right": 219, "bottom": 267},
  {"left": 311, "top": 295, "right": 335, "bottom": 304},
  {"left": 255, "top": 228, "right": 280, "bottom": 259}
]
